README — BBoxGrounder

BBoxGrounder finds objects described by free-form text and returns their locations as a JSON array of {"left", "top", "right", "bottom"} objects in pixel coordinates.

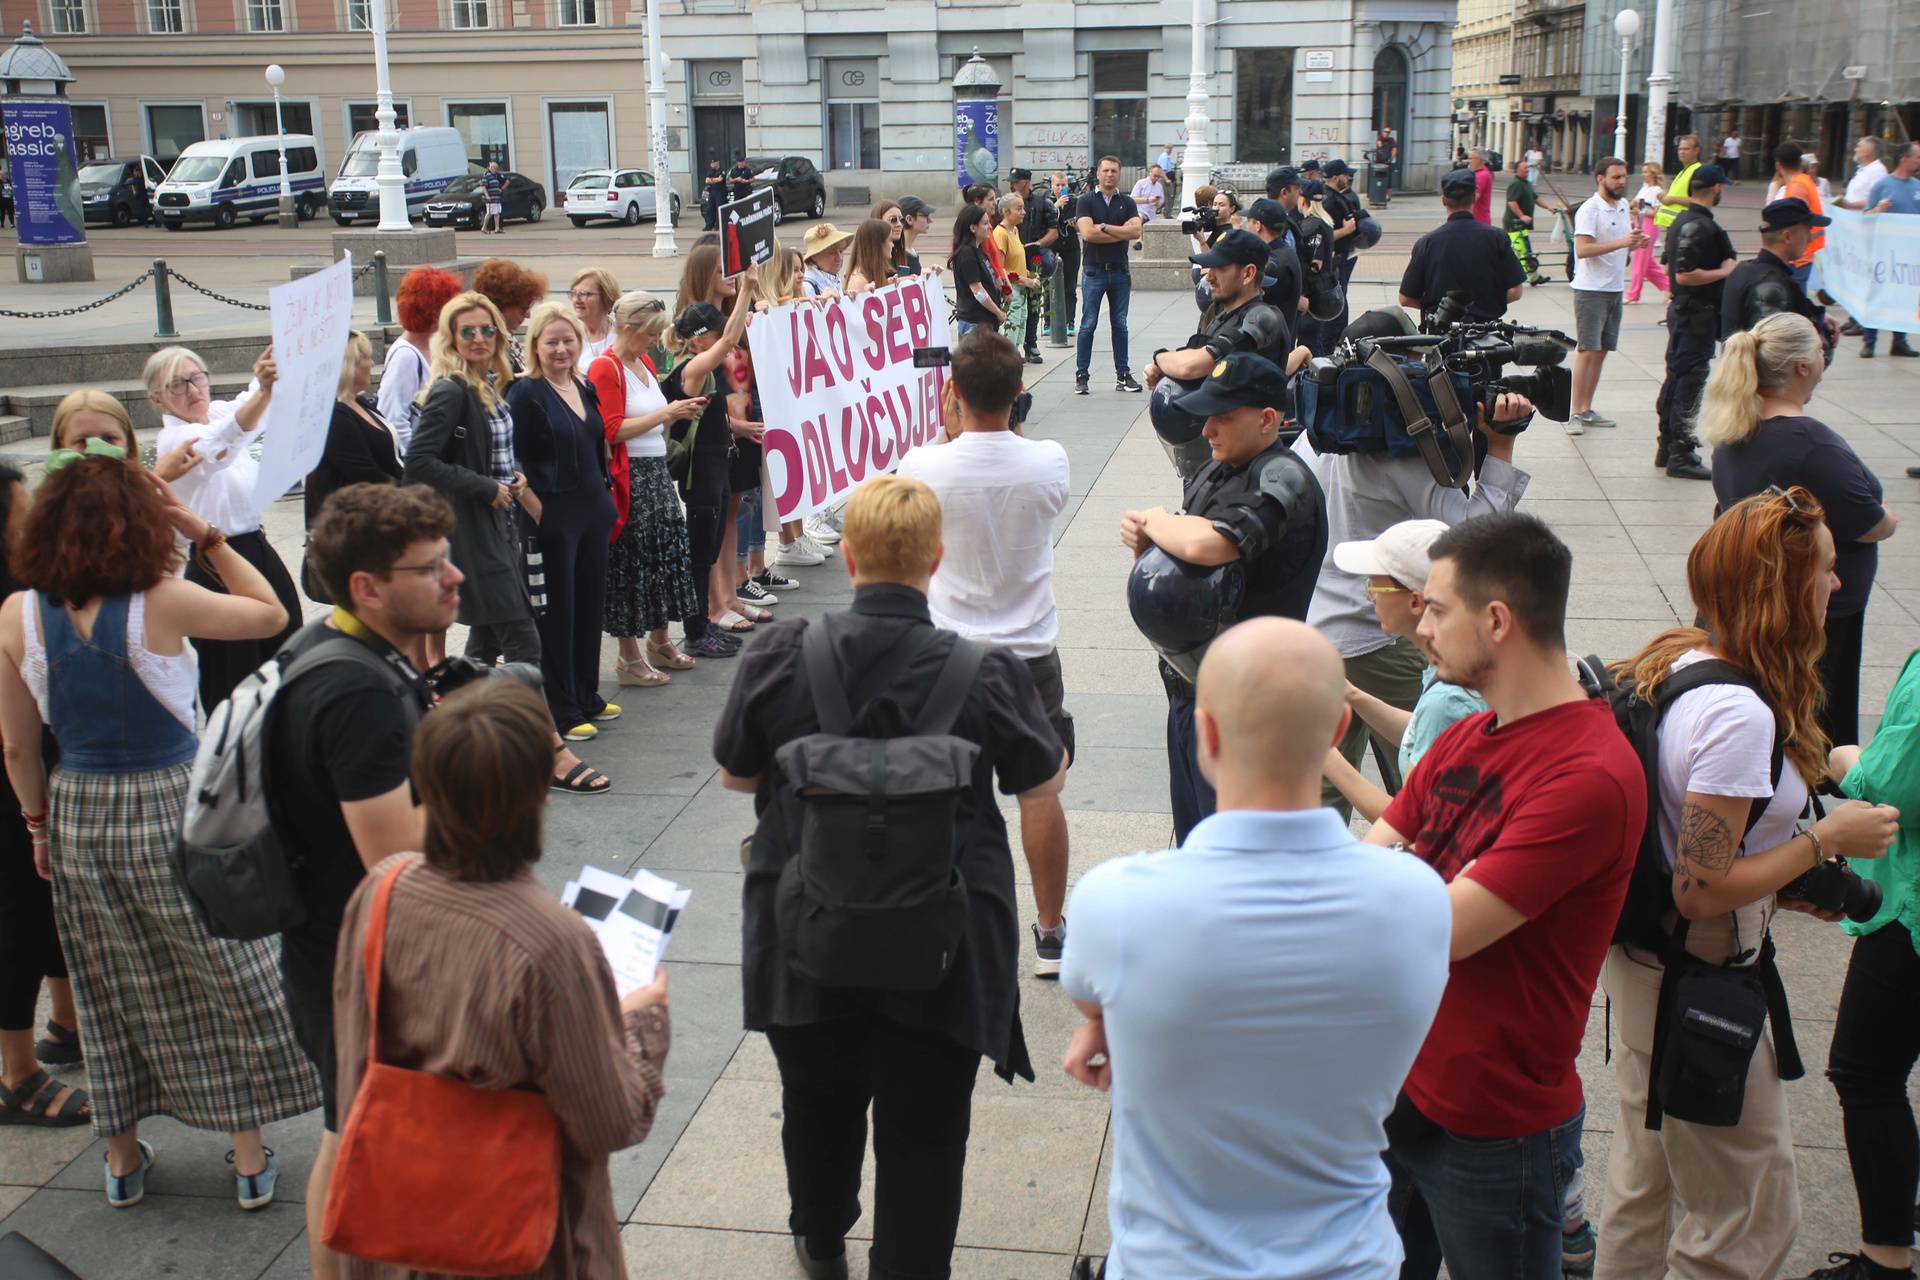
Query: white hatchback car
[{"left": 564, "top": 168, "right": 683, "bottom": 226}]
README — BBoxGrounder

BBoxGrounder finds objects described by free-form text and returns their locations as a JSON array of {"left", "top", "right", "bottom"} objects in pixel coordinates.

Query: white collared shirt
[
  {"left": 1572, "top": 191, "right": 1633, "bottom": 293},
  {"left": 157, "top": 387, "right": 265, "bottom": 535},
  {"left": 1847, "top": 159, "right": 1888, "bottom": 207},
  {"left": 896, "top": 428, "right": 1069, "bottom": 659}
]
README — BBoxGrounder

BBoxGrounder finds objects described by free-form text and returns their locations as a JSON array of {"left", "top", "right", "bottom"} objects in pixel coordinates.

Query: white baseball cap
[{"left": 1332, "top": 519, "right": 1450, "bottom": 592}]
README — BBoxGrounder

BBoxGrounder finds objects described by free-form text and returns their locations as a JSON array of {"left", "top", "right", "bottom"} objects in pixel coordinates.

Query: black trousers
[
  {"left": 185, "top": 528, "right": 301, "bottom": 713},
  {"left": 1828, "top": 920, "right": 1920, "bottom": 1247},
  {"left": 765, "top": 1015, "right": 981, "bottom": 1280},
  {"left": 1164, "top": 669, "right": 1215, "bottom": 844},
  {"left": 1657, "top": 305, "right": 1716, "bottom": 449},
  {"left": 702, "top": 189, "right": 722, "bottom": 230},
  {"left": 528, "top": 493, "right": 613, "bottom": 730},
  {"left": 0, "top": 771, "right": 64, "bottom": 1031},
  {"left": 1818, "top": 607, "right": 1865, "bottom": 751},
  {"left": 680, "top": 455, "right": 730, "bottom": 640},
  {"left": 1023, "top": 649, "right": 1074, "bottom": 765}
]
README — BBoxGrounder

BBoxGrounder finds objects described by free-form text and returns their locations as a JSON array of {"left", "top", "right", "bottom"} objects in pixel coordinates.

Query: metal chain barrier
[
  {"left": 166, "top": 268, "right": 273, "bottom": 312},
  {"left": 0, "top": 267, "right": 154, "bottom": 320}
]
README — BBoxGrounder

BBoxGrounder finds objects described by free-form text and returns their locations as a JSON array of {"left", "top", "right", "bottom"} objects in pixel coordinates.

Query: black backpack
[{"left": 772, "top": 618, "right": 986, "bottom": 993}]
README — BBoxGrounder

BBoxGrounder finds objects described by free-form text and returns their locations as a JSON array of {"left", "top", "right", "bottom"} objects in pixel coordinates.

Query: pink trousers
[{"left": 1626, "top": 214, "right": 1669, "bottom": 302}]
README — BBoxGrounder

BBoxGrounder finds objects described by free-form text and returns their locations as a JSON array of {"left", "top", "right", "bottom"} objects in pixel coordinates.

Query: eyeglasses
[
  {"left": 1364, "top": 583, "right": 1412, "bottom": 596},
  {"left": 458, "top": 325, "right": 499, "bottom": 342},
  {"left": 386, "top": 553, "right": 454, "bottom": 581},
  {"left": 165, "top": 371, "right": 210, "bottom": 396},
  {"left": 569, "top": 289, "right": 601, "bottom": 302}
]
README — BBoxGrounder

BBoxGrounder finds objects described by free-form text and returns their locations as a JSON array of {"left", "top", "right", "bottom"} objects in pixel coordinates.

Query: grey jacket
[{"left": 403, "top": 375, "right": 530, "bottom": 627}]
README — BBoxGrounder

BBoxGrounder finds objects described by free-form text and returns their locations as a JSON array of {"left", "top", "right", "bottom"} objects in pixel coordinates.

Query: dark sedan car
[
  {"left": 742, "top": 156, "right": 827, "bottom": 223},
  {"left": 423, "top": 171, "right": 546, "bottom": 229}
]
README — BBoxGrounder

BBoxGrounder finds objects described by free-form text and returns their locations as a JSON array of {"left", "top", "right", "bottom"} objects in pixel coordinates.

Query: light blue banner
[{"left": 1820, "top": 208, "right": 1920, "bottom": 335}]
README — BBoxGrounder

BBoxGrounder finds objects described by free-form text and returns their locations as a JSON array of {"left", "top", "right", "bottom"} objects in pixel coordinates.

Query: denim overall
[{"left": 40, "top": 593, "right": 197, "bottom": 773}]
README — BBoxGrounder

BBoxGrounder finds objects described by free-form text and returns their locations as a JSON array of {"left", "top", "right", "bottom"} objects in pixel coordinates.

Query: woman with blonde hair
[
  {"left": 47, "top": 389, "right": 196, "bottom": 481},
  {"left": 301, "top": 331, "right": 402, "bottom": 602},
  {"left": 1627, "top": 162, "right": 1671, "bottom": 303},
  {"left": 673, "top": 243, "right": 735, "bottom": 319},
  {"left": 756, "top": 246, "right": 805, "bottom": 305},
  {"left": 993, "top": 194, "right": 1043, "bottom": 348},
  {"left": 588, "top": 291, "right": 705, "bottom": 685},
  {"left": 842, "top": 217, "right": 896, "bottom": 294},
  {"left": 1702, "top": 312, "right": 1896, "bottom": 747},
  {"left": 570, "top": 266, "right": 621, "bottom": 363},
  {"left": 1597, "top": 487, "right": 1899, "bottom": 1280}
]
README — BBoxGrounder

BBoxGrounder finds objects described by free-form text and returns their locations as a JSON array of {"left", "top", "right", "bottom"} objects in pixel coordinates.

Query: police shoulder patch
[{"left": 1212, "top": 360, "right": 1229, "bottom": 378}]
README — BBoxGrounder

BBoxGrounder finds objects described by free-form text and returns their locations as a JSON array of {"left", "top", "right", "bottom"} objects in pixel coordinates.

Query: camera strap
[{"left": 1362, "top": 347, "right": 1474, "bottom": 490}]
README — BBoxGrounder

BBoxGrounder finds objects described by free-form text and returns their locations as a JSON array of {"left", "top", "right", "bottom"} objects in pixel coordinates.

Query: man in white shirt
[
  {"left": 1062, "top": 616, "right": 1450, "bottom": 1280},
  {"left": 1568, "top": 157, "right": 1642, "bottom": 433},
  {"left": 1720, "top": 133, "right": 1742, "bottom": 180},
  {"left": 1839, "top": 136, "right": 1889, "bottom": 210},
  {"left": 1131, "top": 165, "right": 1168, "bottom": 222},
  {"left": 897, "top": 328, "right": 1071, "bottom": 975}
]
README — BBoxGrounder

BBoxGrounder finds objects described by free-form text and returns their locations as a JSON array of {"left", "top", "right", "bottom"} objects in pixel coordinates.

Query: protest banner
[
  {"left": 1819, "top": 208, "right": 1920, "bottom": 336},
  {"left": 253, "top": 254, "right": 355, "bottom": 507},
  {"left": 748, "top": 275, "right": 952, "bottom": 523},
  {"left": 2, "top": 101, "right": 86, "bottom": 247},
  {"left": 721, "top": 187, "right": 777, "bottom": 277}
]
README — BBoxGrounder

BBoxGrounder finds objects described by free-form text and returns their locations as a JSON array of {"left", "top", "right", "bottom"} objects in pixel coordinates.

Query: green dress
[{"left": 1840, "top": 648, "right": 1920, "bottom": 949}]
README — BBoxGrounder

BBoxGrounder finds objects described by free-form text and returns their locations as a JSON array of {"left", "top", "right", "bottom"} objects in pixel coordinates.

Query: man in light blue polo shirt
[{"left": 1061, "top": 618, "right": 1451, "bottom": 1280}]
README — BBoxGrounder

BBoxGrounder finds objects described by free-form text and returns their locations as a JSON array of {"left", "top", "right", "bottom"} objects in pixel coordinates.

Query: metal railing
[{"left": 0, "top": 253, "right": 389, "bottom": 337}]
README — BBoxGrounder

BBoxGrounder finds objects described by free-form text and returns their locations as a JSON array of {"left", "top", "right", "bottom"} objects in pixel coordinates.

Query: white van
[
  {"left": 153, "top": 135, "right": 326, "bottom": 229},
  {"left": 328, "top": 126, "right": 475, "bottom": 224}
]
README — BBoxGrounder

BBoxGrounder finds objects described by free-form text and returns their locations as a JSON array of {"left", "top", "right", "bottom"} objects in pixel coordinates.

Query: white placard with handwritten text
[{"left": 253, "top": 254, "right": 355, "bottom": 508}]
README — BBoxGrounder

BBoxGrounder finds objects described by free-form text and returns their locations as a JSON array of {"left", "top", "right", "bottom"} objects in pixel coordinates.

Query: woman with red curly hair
[
  {"left": 378, "top": 264, "right": 463, "bottom": 453},
  {"left": 471, "top": 256, "right": 549, "bottom": 371},
  {"left": 0, "top": 457, "right": 318, "bottom": 1208}
]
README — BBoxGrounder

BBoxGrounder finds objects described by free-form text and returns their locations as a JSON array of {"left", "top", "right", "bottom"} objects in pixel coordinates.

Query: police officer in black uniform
[
  {"left": 1656, "top": 163, "right": 1736, "bottom": 480},
  {"left": 1244, "top": 199, "right": 1303, "bottom": 342},
  {"left": 727, "top": 152, "right": 755, "bottom": 203},
  {"left": 1267, "top": 167, "right": 1342, "bottom": 355},
  {"left": 1144, "top": 230, "right": 1291, "bottom": 393},
  {"left": 1721, "top": 198, "right": 1841, "bottom": 351},
  {"left": 1122, "top": 354, "right": 1329, "bottom": 841},
  {"left": 702, "top": 158, "right": 727, "bottom": 230},
  {"left": 1319, "top": 159, "right": 1364, "bottom": 334},
  {"left": 1399, "top": 168, "right": 1526, "bottom": 325}
]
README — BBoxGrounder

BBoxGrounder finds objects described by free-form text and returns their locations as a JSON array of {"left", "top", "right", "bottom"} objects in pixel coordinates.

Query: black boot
[
  {"left": 1892, "top": 338, "right": 1919, "bottom": 358},
  {"left": 1665, "top": 439, "right": 1712, "bottom": 481},
  {"left": 1654, "top": 440, "right": 1671, "bottom": 469}
]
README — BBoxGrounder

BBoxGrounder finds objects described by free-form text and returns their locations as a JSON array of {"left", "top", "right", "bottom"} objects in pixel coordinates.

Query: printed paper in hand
[{"left": 560, "top": 865, "right": 690, "bottom": 996}]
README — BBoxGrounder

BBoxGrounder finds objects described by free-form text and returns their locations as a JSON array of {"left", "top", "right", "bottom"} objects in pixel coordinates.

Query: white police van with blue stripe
[
  {"left": 154, "top": 135, "right": 326, "bottom": 229},
  {"left": 328, "top": 127, "right": 477, "bottom": 225}
]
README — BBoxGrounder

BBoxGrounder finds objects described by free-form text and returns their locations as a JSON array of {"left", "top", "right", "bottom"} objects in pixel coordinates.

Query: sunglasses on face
[{"left": 459, "top": 325, "right": 499, "bottom": 342}]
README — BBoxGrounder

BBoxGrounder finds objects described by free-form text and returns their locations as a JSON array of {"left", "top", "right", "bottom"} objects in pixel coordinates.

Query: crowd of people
[{"left": 0, "top": 143, "right": 1914, "bottom": 1280}]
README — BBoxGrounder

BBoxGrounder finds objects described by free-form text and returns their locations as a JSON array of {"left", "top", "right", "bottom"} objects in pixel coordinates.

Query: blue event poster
[
  {"left": 954, "top": 100, "right": 999, "bottom": 191},
  {"left": 3, "top": 101, "right": 86, "bottom": 246}
]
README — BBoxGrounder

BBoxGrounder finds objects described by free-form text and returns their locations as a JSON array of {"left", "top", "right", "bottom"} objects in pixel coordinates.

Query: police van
[
  {"left": 328, "top": 126, "right": 475, "bottom": 224},
  {"left": 153, "top": 135, "right": 327, "bottom": 229}
]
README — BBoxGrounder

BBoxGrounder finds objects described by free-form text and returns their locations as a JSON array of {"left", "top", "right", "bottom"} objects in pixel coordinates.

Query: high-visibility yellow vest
[{"left": 1655, "top": 162, "right": 1700, "bottom": 229}]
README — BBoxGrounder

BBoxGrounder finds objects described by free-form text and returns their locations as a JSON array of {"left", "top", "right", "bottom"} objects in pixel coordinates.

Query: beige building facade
[{"left": 1448, "top": 0, "right": 1517, "bottom": 162}]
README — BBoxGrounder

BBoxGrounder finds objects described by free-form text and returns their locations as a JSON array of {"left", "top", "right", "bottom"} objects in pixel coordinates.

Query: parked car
[
  {"left": 422, "top": 171, "right": 546, "bottom": 229},
  {"left": 154, "top": 136, "right": 326, "bottom": 229},
  {"left": 330, "top": 126, "right": 477, "bottom": 224},
  {"left": 564, "top": 168, "right": 682, "bottom": 226},
  {"left": 79, "top": 155, "right": 167, "bottom": 227},
  {"left": 742, "top": 156, "right": 827, "bottom": 223}
]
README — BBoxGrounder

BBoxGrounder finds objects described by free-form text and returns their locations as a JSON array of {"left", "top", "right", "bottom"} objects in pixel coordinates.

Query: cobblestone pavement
[{"left": 2, "top": 214, "right": 1918, "bottom": 1278}]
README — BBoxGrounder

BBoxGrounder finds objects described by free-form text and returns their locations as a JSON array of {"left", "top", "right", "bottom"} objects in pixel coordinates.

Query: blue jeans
[
  {"left": 1385, "top": 1100, "right": 1585, "bottom": 1280},
  {"left": 956, "top": 318, "right": 981, "bottom": 338},
  {"left": 1075, "top": 265, "right": 1132, "bottom": 380},
  {"left": 735, "top": 488, "right": 766, "bottom": 562}
]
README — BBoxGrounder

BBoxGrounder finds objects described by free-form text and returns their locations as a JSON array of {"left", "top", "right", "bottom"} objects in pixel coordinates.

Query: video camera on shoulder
[
  {"left": 1295, "top": 294, "right": 1574, "bottom": 489},
  {"left": 1179, "top": 205, "right": 1220, "bottom": 237}
]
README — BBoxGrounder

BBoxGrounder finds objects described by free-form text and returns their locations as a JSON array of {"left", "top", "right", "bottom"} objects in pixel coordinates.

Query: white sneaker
[
  {"left": 800, "top": 534, "right": 836, "bottom": 559},
  {"left": 775, "top": 539, "right": 826, "bottom": 568},
  {"left": 804, "top": 515, "right": 841, "bottom": 545}
]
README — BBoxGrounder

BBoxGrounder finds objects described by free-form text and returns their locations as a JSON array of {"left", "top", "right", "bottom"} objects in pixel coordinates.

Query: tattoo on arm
[{"left": 1676, "top": 802, "right": 1736, "bottom": 894}]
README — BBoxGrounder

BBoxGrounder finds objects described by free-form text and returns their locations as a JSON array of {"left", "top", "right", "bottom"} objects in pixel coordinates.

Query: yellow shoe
[
  {"left": 593, "top": 703, "right": 623, "bottom": 722},
  {"left": 563, "top": 723, "right": 598, "bottom": 741}
]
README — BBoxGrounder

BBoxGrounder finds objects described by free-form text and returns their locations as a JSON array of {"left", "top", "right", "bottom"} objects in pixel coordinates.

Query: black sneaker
[
  {"left": 684, "top": 633, "right": 739, "bottom": 659},
  {"left": 1793, "top": 1252, "right": 1915, "bottom": 1280},
  {"left": 1654, "top": 441, "right": 1671, "bottom": 469},
  {"left": 1075, "top": 376, "right": 1090, "bottom": 395},
  {"left": 1024, "top": 348, "right": 1045, "bottom": 365},
  {"left": 1032, "top": 919, "right": 1066, "bottom": 978},
  {"left": 1892, "top": 341, "right": 1919, "bottom": 358},
  {"left": 1666, "top": 453, "right": 1712, "bottom": 481},
  {"left": 1116, "top": 374, "right": 1144, "bottom": 393},
  {"left": 791, "top": 1234, "right": 849, "bottom": 1280},
  {"left": 740, "top": 578, "right": 777, "bottom": 605},
  {"left": 755, "top": 569, "right": 799, "bottom": 592}
]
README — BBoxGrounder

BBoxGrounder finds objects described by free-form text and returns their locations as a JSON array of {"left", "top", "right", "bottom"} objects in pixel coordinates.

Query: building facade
[
  {"left": 5, "top": 0, "right": 1465, "bottom": 209},
  {"left": 1448, "top": 0, "right": 1514, "bottom": 162}
]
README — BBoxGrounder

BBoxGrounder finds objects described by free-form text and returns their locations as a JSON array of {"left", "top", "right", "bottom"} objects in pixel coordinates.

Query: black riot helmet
[
  {"left": 1149, "top": 373, "right": 1212, "bottom": 482},
  {"left": 1127, "top": 545, "right": 1247, "bottom": 684}
]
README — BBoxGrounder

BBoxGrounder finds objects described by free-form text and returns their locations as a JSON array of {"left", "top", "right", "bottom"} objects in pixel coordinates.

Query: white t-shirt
[
  {"left": 1722, "top": 137, "right": 1741, "bottom": 159},
  {"left": 619, "top": 361, "right": 668, "bottom": 458},
  {"left": 376, "top": 337, "right": 430, "bottom": 455},
  {"left": 1572, "top": 191, "right": 1634, "bottom": 293},
  {"left": 581, "top": 330, "right": 615, "bottom": 365},
  {"left": 1654, "top": 650, "right": 1810, "bottom": 958},
  {"left": 1633, "top": 183, "right": 1663, "bottom": 215},
  {"left": 895, "top": 429, "right": 1069, "bottom": 659},
  {"left": 1847, "top": 159, "right": 1889, "bottom": 207}
]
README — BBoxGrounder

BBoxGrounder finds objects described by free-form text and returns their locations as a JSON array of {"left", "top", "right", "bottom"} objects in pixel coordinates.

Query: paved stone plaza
[{"left": 3, "top": 201, "right": 1919, "bottom": 1278}]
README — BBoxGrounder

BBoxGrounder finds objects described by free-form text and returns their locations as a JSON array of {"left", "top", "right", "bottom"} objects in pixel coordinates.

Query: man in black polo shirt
[
  {"left": 1656, "top": 164, "right": 1736, "bottom": 480},
  {"left": 1399, "top": 168, "right": 1526, "bottom": 325},
  {"left": 715, "top": 474, "right": 1068, "bottom": 1280},
  {"left": 1074, "top": 154, "right": 1145, "bottom": 396},
  {"left": 1009, "top": 167, "right": 1060, "bottom": 363},
  {"left": 272, "top": 483, "right": 450, "bottom": 1280}
]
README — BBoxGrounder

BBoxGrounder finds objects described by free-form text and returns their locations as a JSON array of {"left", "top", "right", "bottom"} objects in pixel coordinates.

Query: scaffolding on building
[{"left": 1670, "top": 0, "right": 1919, "bottom": 121}]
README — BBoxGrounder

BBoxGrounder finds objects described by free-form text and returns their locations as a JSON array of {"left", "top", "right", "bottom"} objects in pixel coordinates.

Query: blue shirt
[
  {"left": 1060, "top": 808, "right": 1451, "bottom": 1280},
  {"left": 1399, "top": 665, "right": 1489, "bottom": 778},
  {"left": 1869, "top": 174, "right": 1920, "bottom": 215}
]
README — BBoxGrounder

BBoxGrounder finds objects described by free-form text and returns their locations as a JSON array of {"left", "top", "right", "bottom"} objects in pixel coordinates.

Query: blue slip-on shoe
[
  {"left": 106, "top": 1139, "right": 156, "bottom": 1208},
  {"left": 230, "top": 1147, "right": 279, "bottom": 1211}
]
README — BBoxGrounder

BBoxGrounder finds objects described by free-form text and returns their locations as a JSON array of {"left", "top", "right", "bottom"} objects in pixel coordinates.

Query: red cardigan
[{"left": 586, "top": 351, "right": 656, "bottom": 544}]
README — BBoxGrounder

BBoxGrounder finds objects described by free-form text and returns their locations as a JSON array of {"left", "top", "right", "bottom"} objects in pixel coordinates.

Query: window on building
[
  {"left": 451, "top": 0, "right": 489, "bottom": 28},
  {"left": 347, "top": 0, "right": 372, "bottom": 29},
  {"left": 447, "top": 100, "right": 509, "bottom": 167},
  {"left": 1091, "top": 51, "right": 1150, "bottom": 168},
  {"left": 825, "top": 58, "right": 880, "bottom": 170},
  {"left": 68, "top": 104, "right": 110, "bottom": 160},
  {"left": 48, "top": 0, "right": 87, "bottom": 33},
  {"left": 145, "top": 104, "right": 205, "bottom": 165},
  {"left": 145, "top": 0, "right": 182, "bottom": 31},
  {"left": 246, "top": 0, "right": 283, "bottom": 31},
  {"left": 558, "top": 0, "right": 596, "bottom": 24},
  {"left": 1235, "top": 48, "right": 1293, "bottom": 162},
  {"left": 347, "top": 101, "right": 411, "bottom": 137}
]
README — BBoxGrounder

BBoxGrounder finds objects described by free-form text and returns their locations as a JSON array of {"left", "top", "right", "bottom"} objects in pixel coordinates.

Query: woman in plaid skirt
[{"left": 0, "top": 450, "right": 320, "bottom": 1210}]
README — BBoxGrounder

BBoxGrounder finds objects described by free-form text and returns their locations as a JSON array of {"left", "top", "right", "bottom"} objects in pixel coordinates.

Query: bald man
[{"left": 1061, "top": 619, "right": 1452, "bottom": 1280}]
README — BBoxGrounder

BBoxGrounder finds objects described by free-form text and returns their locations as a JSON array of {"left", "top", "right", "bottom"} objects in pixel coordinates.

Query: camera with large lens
[
  {"left": 1179, "top": 205, "right": 1220, "bottom": 237},
  {"left": 1780, "top": 858, "right": 1883, "bottom": 923},
  {"left": 425, "top": 655, "right": 546, "bottom": 700}
]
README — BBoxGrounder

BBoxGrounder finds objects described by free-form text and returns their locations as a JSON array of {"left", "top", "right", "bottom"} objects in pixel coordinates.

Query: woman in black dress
[{"left": 301, "top": 331, "right": 403, "bottom": 603}]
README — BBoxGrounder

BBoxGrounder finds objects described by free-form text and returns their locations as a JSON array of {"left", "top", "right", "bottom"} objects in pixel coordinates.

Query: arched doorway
[{"left": 1373, "top": 45, "right": 1410, "bottom": 180}]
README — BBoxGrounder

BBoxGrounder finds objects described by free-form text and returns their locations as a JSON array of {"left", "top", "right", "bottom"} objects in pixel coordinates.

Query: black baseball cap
[
  {"left": 1247, "top": 197, "right": 1289, "bottom": 229},
  {"left": 1266, "top": 166, "right": 1301, "bottom": 194},
  {"left": 1190, "top": 228, "right": 1271, "bottom": 270},
  {"left": 1760, "top": 197, "right": 1831, "bottom": 231},
  {"left": 898, "top": 195, "right": 934, "bottom": 217},
  {"left": 675, "top": 301, "right": 726, "bottom": 339},
  {"left": 1007, "top": 168, "right": 1033, "bottom": 183},
  {"left": 1322, "top": 159, "right": 1355, "bottom": 178},
  {"left": 1690, "top": 164, "right": 1728, "bottom": 189},
  {"left": 1173, "top": 353, "right": 1292, "bottom": 416},
  {"left": 1440, "top": 168, "right": 1479, "bottom": 199},
  {"left": 1300, "top": 158, "right": 1324, "bottom": 174}
]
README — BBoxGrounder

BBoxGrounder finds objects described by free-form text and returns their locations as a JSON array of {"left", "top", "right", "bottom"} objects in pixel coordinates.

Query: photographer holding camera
[
  {"left": 1144, "top": 230, "right": 1292, "bottom": 393},
  {"left": 1400, "top": 169, "right": 1527, "bottom": 325},
  {"left": 270, "top": 483, "right": 452, "bottom": 1280}
]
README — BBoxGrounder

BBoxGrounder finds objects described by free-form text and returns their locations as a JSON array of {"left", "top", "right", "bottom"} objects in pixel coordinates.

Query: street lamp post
[
  {"left": 1176, "top": 0, "right": 1212, "bottom": 216},
  {"left": 264, "top": 63, "right": 295, "bottom": 227},
  {"left": 366, "top": 0, "right": 410, "bottom": 231},
  {"left": 1642, "top": 0, "right": 1676, "bottom": 172},
  {"left": 1612, "top": 9, "right": 1640, "bottom": 163},
  {"left": 646, "top": 0, "right": 676, "bottom": 258}
]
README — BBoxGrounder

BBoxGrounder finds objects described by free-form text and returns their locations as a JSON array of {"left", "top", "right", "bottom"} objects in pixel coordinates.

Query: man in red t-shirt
[
  {"left": 1364, "top": 511, "right": 1645, "bottom": 1280},
  {"left": 1469, "top": 149, "right": 1496, "bottom": 224}
]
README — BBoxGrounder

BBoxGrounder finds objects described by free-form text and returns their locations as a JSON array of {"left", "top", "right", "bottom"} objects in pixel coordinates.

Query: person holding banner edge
[{"left": 664, "top": 293, "right": 756, "bottom": 661}]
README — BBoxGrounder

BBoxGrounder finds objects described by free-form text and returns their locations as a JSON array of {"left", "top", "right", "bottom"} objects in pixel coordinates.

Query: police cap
[
  {"left": 1190, "top": 228, "right": 1271, "bottom": 269},
  {"left": 1440, "top": 168, "right": 1478, "bottom": 200},
  {"left": 1246, "top": 197, "right": 1289, "bottom": 230},
  {"left": 1760, "top": 197, "right": 1831, "bottom": 231},
  {"left": 1322, "top": 159, "right": 1355, "bottom": 178},
  {"left": 1172, "top": 352, "right": 1291, "bottom": 417},
  {"left": 1266, "top": 166, "right": 1302, "bottom": 195}
]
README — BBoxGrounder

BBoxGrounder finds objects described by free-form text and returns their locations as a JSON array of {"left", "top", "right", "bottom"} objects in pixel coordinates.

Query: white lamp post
[
  {"left": 366, "top": 0, "right": 410, "bottom": 231},
  {"left": 1642, "top": 0, "right": 1676, "bottom": 172},
  {"left": 1176, "top": 0, "right": 1212, "bottom": 217},
  {"left": 264, "top": 63, "right": 295, "bottom": 226},
  {"left": 646, "top": 0, "right": 676, "bottom": 258},
  {"left": 1612, "top": 9, "right": 1639, "bottom": 163}
]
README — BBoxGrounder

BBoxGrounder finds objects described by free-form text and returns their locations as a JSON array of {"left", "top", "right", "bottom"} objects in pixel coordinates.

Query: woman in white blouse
[
  {"left": 145, "top": 345, "right": 301, "bottom": 711},
  {"left": 571, "top": 267, "right": 621, "bottom": 364}
]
